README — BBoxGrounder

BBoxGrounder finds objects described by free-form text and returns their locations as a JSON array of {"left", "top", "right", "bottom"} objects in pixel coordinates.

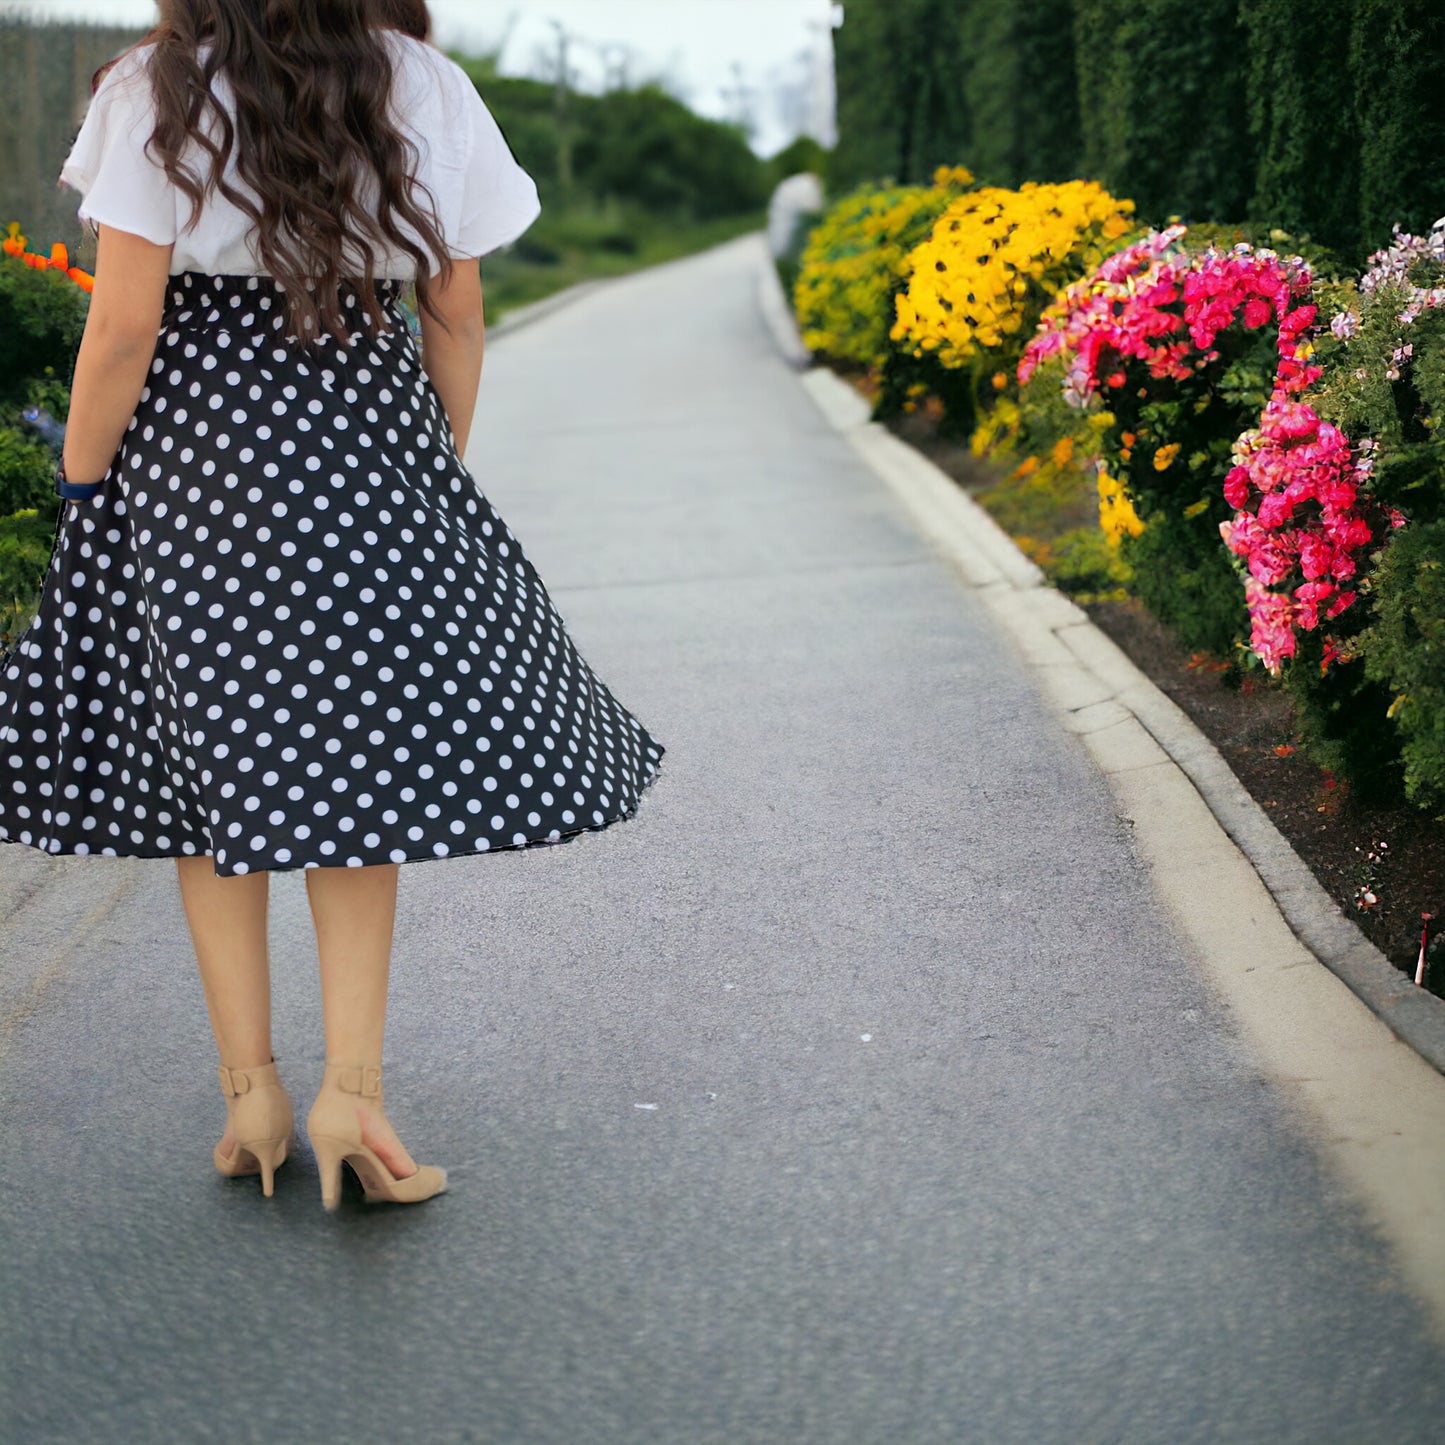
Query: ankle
[{"left": 219, "top": 1052, "right": 275, "bottom": 1070}]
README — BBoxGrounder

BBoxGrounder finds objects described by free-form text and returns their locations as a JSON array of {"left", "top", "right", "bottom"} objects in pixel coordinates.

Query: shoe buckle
[
  {"left": 336, "top": 1064, "right": 382, "bottom": 1097},
  {"left": 217, "top": 1064, "right": 252, "bottom": 1097}
]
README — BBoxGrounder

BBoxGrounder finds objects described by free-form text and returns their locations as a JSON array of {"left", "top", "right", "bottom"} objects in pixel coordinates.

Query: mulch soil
[{"left": 886, "top": 413, "right": 1444, "bottom": 998}]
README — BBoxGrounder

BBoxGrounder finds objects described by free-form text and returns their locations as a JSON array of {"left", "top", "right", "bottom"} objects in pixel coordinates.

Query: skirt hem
[{"left": 0, "top": 753, "right": 665, "bottom": 877}]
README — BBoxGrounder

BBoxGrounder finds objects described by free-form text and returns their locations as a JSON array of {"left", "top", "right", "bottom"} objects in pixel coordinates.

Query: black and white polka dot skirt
[{"left": 0, "top": 271, "right": 664, "bottom": 876}]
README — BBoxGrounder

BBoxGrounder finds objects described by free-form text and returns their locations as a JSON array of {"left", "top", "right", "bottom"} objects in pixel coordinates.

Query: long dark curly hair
[{"left": 94, "top": 0, "right": 450, "bottom": 346}]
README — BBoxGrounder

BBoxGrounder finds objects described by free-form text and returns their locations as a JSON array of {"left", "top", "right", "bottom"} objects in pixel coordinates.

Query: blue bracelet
[{"left": 56, "top": 473, "right": 104, "bottom": 501}]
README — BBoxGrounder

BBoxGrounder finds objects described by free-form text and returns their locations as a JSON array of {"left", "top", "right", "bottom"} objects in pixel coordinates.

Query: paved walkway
[{"left": 2, "top": 237, "right": 1442, "bottom": 1442}]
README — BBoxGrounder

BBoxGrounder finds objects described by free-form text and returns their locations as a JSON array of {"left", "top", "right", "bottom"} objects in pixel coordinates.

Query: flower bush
[
  {"left": 792, "top": 181, "right": 1444, "bottom": 809},
  {"left": 1363, "top": 521, "right": 1445, "bottom": 808},
  {"left": 0, "top": 509, "right": 54, "bottom": 649},
  {"left": 1263, "top": 223, "right": 1445, "bottom": 799},
  {"left": 792, "top": 168, "right": 973, "bottom": 369},
  {"left": 3, "top": 222, "right": 93, "bottom": 293},
  {"left": 1219, "top": 383, "right": 1395, "bottom": 674},
  {"left": 893, "top": 180, "right": 1133, "bottom": 371},
  {"left": 1018, "top": 227, "right": 1312, "bottom": 652},
  {"left": 1, "top": 222, "right": 88, "bottom": 643}
]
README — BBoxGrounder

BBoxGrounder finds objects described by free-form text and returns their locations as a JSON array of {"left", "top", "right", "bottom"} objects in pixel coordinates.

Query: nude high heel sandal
[
  {"left": 306, "top": 1062, "right": 448, "bottom": 1212},
  {"left": 213, "top": 1059, "right": 294, "bottom": 1197}
]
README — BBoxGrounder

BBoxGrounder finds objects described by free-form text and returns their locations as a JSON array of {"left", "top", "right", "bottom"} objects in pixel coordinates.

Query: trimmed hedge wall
[{"left": 832, "top": 0, "right": 1445, "bottom": 260}]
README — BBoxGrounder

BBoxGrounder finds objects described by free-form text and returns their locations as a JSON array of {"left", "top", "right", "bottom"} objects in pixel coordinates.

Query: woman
[{"left": 0, "top": 0, "right": 664, "bottom": 1210}]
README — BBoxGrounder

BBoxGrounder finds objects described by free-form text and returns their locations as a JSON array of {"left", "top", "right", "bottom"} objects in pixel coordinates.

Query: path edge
[
  {"left": 756, "top": 240, "right": 1445, "bottom": 1078},
  {"left": 487, "top": 278, "right": 609, "bottom": 339}
]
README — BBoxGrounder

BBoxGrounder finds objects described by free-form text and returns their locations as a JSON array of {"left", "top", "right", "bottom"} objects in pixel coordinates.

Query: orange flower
[
  {"left": 4, "top": 222, "right": 93, "bottom": 294},
  {"left": 1153, "top": 442, "right": 1181, "bottom": 471},
  {"left": 1050, "top": 435, "right": 1074, "bottom": 467}
]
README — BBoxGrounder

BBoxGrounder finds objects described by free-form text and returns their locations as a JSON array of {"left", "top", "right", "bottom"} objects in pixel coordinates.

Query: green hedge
[
  {"left": 0, "top": 259, "right": 86, "bottom": 412},
  {"left": 832, "top": 0, "right": 1445, "bottom": 259}
]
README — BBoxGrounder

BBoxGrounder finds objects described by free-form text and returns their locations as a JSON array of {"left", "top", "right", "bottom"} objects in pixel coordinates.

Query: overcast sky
[{"left": 0, "top": 0, "right": 838, "bottom": 154}]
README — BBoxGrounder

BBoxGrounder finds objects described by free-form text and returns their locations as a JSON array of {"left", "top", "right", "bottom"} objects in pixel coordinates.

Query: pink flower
[
  {"left": 1243, "top": 297, "right": 1273, "bottom": 328},
  {"left": 1223, "top": 466, "right": 1250, "bottom": 509},
  {"left": 1244, "top": 579, "right": 1298, "bottom": 673}
]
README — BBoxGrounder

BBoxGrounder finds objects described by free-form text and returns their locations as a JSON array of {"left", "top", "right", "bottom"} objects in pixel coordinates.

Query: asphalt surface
[{"left": 2, "top": 236, "right": 1442, "bottom": 1443}]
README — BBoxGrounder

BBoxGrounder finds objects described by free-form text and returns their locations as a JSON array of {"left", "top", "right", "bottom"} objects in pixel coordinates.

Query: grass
[{"left": 479, "top": 199, "right": 763, "bottom": 322}]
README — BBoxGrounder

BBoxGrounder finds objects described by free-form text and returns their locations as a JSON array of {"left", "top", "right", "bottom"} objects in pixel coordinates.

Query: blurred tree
[
  {"left": 829, "top": 0, "right": 972, "bottom": 188},
  {"left": 573, "top": 87, "right": 766, "bottom": 219},
  {"left": 451, "top": 60, "right": 767, "bottom": 221},
  {"left": 1076, "top": 0, "right": 1253, "bottom": 224},
  {"left": 961, "top": 0, "right": 1080, "bottom": 186},
  {"left": 1348, "top": 0, "right": 1445, "bottom": 254},
  {"left": 0, "top": 262, "right": 87, "bottom": 413},
  {"left": 1242, "top": 0, "right": 1357, "bottom": 253},
  {"left": 769, "top": 135, "right": 828, "bottom": 184},
  {"left": 0, "top": 17, "right": 147, "bottom": 260}
]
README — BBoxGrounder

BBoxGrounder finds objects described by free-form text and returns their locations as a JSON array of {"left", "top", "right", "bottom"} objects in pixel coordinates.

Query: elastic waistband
[{"left": 162, "top": 271, "right": 408, "bottom": 340}]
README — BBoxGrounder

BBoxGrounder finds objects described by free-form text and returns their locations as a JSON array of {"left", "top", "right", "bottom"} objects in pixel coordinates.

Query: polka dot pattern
[{"left": 0, "top": 272, "right": 664, "bottom": 876}]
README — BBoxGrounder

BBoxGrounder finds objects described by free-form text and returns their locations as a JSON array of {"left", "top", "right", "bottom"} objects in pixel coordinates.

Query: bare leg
[
  {"left": 305, "top": 863, "right": 418, "bottom": 1178},
  {"left": 176, "top": 857, "right": 273, "bottom": 1160}
]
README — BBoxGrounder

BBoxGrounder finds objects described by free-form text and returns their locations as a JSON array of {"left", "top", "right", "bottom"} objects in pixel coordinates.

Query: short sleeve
[
  {"left": 450, "top": 79, "right": 540, "bottom": 259},
  {"left": 58, "top": 48, "right": 179, "bottom": 247}
]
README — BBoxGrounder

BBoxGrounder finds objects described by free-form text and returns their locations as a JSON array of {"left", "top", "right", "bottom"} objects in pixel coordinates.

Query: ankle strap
[
  {"left": 325, "top": 1062, "right": 382, "bottom": 1098},
  {"left": 217, "top": 1061, "right": 280, "bottom": 1096}
]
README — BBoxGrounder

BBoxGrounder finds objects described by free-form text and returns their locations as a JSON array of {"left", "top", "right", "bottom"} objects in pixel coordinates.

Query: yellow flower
[
  {"left": 892, "top": 180, "right": 1134, "bottom": 369},
  {"left": 1153, "top": 443, "right": 1181, "bottom": 471},
  {"left": 794, "top": 170, "right": 977, "bottom": 368},
  {"left": 933, "top": 164, "right": 975, "bottom": 188},
  {"left": 1098, "top": 469, "right": 1145, "bottom": 543}
]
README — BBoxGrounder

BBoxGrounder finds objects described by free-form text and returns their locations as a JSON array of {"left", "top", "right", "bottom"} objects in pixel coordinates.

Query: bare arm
[
  {"left": 62, "top": 223, "right": 173, "bottom": 486},
  {"left": 418, "top": 257, "right": 485, "bottom": 459}
]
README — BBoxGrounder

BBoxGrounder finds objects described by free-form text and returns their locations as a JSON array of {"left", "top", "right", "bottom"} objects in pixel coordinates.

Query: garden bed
[{"left": 887, "top": 411, "right": 1444, "bottom": 998}]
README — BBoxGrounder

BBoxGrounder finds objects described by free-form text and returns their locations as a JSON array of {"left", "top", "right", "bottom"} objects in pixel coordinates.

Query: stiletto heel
[
  {"left": 306, "top": 1061, "right": 447, "bottom": 1211},
  {"left": 213, "top": 1059, "right": 294, "bottom": 1196},
  {"left": 246, "top": 1136, "right": 289, "bottom": 1198},
  {"left": 313, "top": 1134, "right": 347, "bottom": 1212}
]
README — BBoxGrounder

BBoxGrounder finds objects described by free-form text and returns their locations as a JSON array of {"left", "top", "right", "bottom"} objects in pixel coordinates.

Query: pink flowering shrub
[
  {"left": 1219, "top": 223, "right": 1445, "bottom": 683},
  {"left": 1279, "top": 221, "right": 1445, "bottom": 801},
  {"left": 1019, "top": 225, "right": 1415, "bottom": 675},
  {"left": 1019, "top": 228, "right": 1311, "bottom": 410},
  {"left": 1018, "top": 227, "right": 1318, "bottom": 655},
  {"left": 1218, "top": 334, "right": 1400, "bottom": 674}
]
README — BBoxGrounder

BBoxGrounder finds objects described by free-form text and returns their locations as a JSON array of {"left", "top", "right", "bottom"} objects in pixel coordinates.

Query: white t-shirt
[{"left": 58, "top": 30, "right": 540, "bottom": 277}]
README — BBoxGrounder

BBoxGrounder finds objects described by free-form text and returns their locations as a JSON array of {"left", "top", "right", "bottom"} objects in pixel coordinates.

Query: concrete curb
[
  {"left": 750, "top": 234, "right": 812, "bottom": 370},
  {"left": 488, "top": 278, "right": 610, "bottom": 339},
  {"left": 755, "top": 236, "right": 1445, "bottom": 1078}
]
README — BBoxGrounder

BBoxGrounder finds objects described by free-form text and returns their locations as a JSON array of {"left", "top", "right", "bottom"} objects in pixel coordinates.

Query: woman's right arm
[{"left": 418, "top": 257, "right": 485, "bottom": 459}]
